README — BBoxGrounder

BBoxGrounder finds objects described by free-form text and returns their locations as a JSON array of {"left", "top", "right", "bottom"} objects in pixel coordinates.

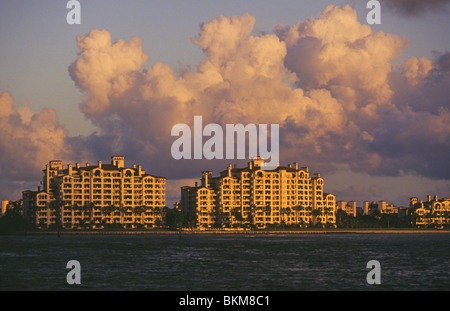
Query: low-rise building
[{"left": 411, "top": 195, "right": 450, "bottom": 227}]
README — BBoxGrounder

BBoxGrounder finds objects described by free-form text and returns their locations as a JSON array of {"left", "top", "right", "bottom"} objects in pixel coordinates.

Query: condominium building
[
  {"left": 410, "top": 195, "right": 450, "bottom": 227},
  {"left": 337, "top": 200, "right": 357, "bottom": 217},
  {"left": 181, "top": 157, "right": 336, "bottom": 229},
  {"left": 377, "top": 200, "right": 398, "bottom": 215},
  {"left": 362, "top": 200, "right": 398, "bottom": 215},
  {"left": 22, "top": 156, "right": 166, "bottom": 229}
]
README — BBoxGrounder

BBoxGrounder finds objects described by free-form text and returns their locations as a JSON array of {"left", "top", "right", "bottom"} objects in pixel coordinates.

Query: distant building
[
  {"left": 363, "top": 201, "right": 370, "bottom": 215},
  {"left": 337, "top": 200, "right": 357, "bottom": 217},
  {"left": 22, "top": 156, "right": 166, "bottom": 229},
  {"left": 361, "top": 200, "right": 398, "bottom": 215},
  {"left": 411, "top": 195, "right": 450, "bottom": 227},
  {"left": 1, "top": 200, "right": 8, "bottom": 215},
  {"left": 1, "top": 200, "right": 22, "bottom": 215},
  {"left": 181, "top": 157, "right": 336, "bottom": 229},
  {"left": 377, "top": 200, "right": 398, "bottom": 215}
]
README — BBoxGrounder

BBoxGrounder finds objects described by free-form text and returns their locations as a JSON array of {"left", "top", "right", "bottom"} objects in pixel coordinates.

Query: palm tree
[
  {"left": 109, "top": 204, "right": 121, "bottom": 228},
  {"left": 285, "top": 206, "right": 292, "bottom": 225},
  {"left": 71, "top": 203, "right": 80, "bottom": 228},
  {"left": 254, "top": 205, "right": 265, "bottom": 228},
  {"left": 144, "top": 205, "right": 155, "bottom": 228},
  {"left": 322, "top": 206, "right": 332, "bottom": 225},
  {"left": 279, "top": 207, "right": 286, "bottom": 226},
  {"left": 38, "top": 218, "right": 47, "bottom": 229},
  {"left": 336, "top": 208, "right": 346, "bottom": 228},
  {"left": 133, "top": 206, "right": 146, "bottom": 228},
  {"left": 211, "top": 205, "right": 225, "bottom": 229},
  {"left": 294, "top": 204, "right": 305, "bottom": 226},
  {"left": 118, "top": 205, "right": 128, "bottom": 229},
  {"left": 232, "top": 207, "right": 243, "bottom": 228},
  {"left": 291, "top": 205, "right": 299, "bottom": 225},
  {"left": 83, "top": 203, "right": 95, "bottom": 229},
  {"left": 305, "top": 205, "right": 313, "bottom": 225},
  {"left": 295, "top": 205, "right": 303, "bottom": 225},
  {"left": 184, "top": 206, "right": 198, "bottom": 230},
  {"left": 102, "top": 205, "right": 115, "bottom": 228},
  {"left": 242, "top": 204, "right": 256, "bottom": 229},
  {"left": 49, "top": 200, "right": 62, "bottom": 236},
  {"left": 311, "top": 208, "right": 322, "bottom": 226}
]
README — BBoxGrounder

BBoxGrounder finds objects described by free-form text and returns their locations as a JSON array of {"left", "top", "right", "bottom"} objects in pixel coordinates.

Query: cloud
[
  {"left": 277, "top": 5, "right": 408, "bottom": 106},
  {"left": 0, "top": 91, "right": 73, "bottom": 199},
  {"left": 3, "top": 5, "right": 448, "bottom": 204},
  {"left": 69, "top": 29, "right": 149, "bottom": 118},
  {"left": 438, "top": 51, "right": 450, "bottom": 72},
  {"left": 64, "top": 5, "right": 450, "bottom": 187}
]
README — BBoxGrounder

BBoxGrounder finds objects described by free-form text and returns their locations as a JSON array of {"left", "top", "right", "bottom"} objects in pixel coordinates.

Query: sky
[{"left": 0, "top": 0, "right": 449, "bottom": 207}]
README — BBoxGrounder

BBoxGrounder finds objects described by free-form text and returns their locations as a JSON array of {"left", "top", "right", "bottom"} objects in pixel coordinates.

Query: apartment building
[
  {"left": 22, "top": 156, "right": 166, "bottom": 229},
  {"left": 181, "top": 157, "right": 336, "bottom": 229},
  {"left": 411, "top": 195, "right": 450, "bottom": 227},
  {"left": 337, "top": 200, "right": 357, "bottom": 217}
]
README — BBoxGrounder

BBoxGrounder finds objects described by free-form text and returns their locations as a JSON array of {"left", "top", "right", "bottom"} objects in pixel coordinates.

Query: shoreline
[{"left": 2, "top": 228, "right": 450, "bottom": 236}]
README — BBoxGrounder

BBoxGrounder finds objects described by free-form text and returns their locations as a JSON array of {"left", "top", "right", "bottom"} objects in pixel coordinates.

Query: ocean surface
[{"left": 0, "top": 233, "right": 449, "bottom": 291}]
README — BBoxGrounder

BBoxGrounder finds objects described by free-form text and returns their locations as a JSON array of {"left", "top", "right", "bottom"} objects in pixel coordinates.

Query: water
[{"left": 0, "top": 233, "right": 449, "bottom": 291}]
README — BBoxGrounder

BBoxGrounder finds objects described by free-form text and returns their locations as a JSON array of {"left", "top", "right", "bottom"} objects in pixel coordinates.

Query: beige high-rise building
[
  {"left": 22, "top": 156, "right": 166, "bottom": 229},
  {"left": 181, "top": 157, "right": 336, "bottom": 229}
]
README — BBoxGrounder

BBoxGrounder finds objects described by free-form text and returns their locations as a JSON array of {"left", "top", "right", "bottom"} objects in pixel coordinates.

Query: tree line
[{"left": 1, "top": 203, "right": 449, "bottom": 234}]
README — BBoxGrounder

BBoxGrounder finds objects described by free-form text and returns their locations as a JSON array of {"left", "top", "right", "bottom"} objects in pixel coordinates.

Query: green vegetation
[
  {"left": 0, "top": 202, "right": 29, "bottom": 234},
  {"left": 335, "top": 209, "right": 411, "bottom": 228},
  {"left": 1, "top": 206, "right": 449, "bottom": 234}
]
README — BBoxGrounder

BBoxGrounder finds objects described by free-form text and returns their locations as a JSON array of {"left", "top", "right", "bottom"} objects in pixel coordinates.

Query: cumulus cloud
[
  {"left": 4, "top": 4, "right": 448, "bottom": 204},
  {"left": 0, "top": 91, "right": 74, "bottom": 199},
  {"left": 64, "top": 5, "right": 450, "bottom": 187},
  {"left": 277, "top": 5, "right": 408, "bottom": 107}
]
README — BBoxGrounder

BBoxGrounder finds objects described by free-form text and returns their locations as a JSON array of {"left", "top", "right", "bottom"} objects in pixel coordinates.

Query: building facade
[
  {"left": 181, "top": 157, "right": 336, "bottom": 229},
  {"left": 22, "top": 156, "right": 166, "bottom": 229},
  {"left": 411, "top": 195, "right": 450, "bottom": 228},
  {"left": 362, "top": 200, "right": 398, "bottom": 215},
  {"left": 337, "top": 200, "right": 357, "bottom": 217}
]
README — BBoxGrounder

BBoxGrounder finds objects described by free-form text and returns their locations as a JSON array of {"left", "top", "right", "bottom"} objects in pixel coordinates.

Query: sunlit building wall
[
  {"left": 22, "top": 156, "right": 166, "bottom": 229},
  {"left": 181, "top": 157, "right": 336, "bottom": 229},
  {"left": 411, "top": 195, "right": 450, "bottom": 227}
]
